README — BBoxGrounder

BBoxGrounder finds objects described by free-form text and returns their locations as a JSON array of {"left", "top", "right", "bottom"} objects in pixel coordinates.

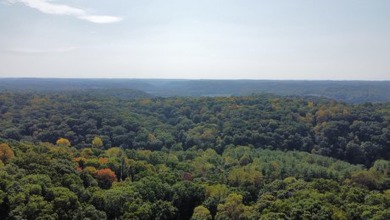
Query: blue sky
[{"left": 0, "top": 0, "right": 389, "bottom": 80}]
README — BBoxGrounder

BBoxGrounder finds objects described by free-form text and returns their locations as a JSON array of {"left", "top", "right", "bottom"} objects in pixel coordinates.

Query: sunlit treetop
[{"left": 56, "top": 138, "right": 71, "bottom": 147}]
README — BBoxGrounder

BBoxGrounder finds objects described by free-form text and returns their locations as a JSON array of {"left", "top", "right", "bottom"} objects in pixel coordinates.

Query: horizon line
[{"left": 0, "top": 77, "right": 389, "bottom": 82}]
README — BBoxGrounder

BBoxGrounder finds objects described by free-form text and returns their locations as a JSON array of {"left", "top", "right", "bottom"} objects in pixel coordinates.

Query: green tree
[
  {"left": 216, "top": 193, "right": 246, "bottom": 220},
  {"left": 172, "top": 181, "right": 205, "bottom": 220},
  {"left": 46, "top": 187, "right": 79, "bottom": 220}
]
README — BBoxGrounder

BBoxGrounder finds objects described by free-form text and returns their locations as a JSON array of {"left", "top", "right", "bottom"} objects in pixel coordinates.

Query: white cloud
[
  {"left": 8, "top": 46, "right": 78, "bottom": 53},
  {"left": 79, "top": 15, "right": 123, "bottom": 24},
  {"left": 7, "top": 0, "right": 122, "bottom": 24}
]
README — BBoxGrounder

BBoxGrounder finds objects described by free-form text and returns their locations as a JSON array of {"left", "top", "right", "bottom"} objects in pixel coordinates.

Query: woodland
[{"left": 0, "top": 89, "right": 389, "bottom": 219}]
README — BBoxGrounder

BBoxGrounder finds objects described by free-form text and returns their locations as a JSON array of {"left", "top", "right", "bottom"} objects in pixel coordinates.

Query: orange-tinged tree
[
  {"left": 98, "top": 157, "right": 109, "bottom": 165},
  {"left": 0, "top": 143, "right": 15, "bottom": 163},
  {"left": 96, "top": 168, "right": 117, "bottom": 189}
]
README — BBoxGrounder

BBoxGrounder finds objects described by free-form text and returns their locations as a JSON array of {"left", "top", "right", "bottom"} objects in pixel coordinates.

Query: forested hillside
[
  {"left": 0, "top": 92, "right": 389, "bottom": 166},
  {"left": 1, "top": 79, "right": 390, "bottom": 103},
  {"left": 0, "top": 91, "right": 389, "bottom": 219}
]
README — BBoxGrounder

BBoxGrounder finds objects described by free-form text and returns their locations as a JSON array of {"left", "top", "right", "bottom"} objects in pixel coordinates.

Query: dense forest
[
  {"left": 1, "top": 91, "right": 389, "bottom": 166},
  {"left": 0, "top": 90, "right": 389, "bottom": 219}
]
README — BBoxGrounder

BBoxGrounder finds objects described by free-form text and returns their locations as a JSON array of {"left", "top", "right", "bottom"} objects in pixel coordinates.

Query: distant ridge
[{"left": 1, "top": 78, "right": 389, "bottom": 103}]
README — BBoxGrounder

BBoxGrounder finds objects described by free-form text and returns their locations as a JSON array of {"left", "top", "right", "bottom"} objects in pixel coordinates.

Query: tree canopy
[{"left": 0, "top": 91, "right": 388, "bottom": 219}]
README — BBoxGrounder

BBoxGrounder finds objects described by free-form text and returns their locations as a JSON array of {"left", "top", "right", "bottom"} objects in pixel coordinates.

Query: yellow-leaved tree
[
  {"left": 92, "top": 136, "right": 103, "bottom": 148},
  {"left": 56, "top": 138, "right": 71, "bottom": 147},
  {"left": 192, "top": 206, "right": 212, "bottom": 220}
]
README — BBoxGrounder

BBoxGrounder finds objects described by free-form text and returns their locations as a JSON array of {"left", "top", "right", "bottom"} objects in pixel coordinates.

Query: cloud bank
[
  {"left": 8, "top": 46, "right": 78, "bottom": 53},
  {"left": 7, "top": 0, "right": 122, "bottom": 24}
]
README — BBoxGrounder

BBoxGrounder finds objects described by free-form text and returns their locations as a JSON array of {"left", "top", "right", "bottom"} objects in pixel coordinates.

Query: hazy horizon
[
  {"left": 1, "top": 0, "right": 389, "bottom": 80},
  {"left": 0, "top": 76, "right": 390, "bottom": 82}
]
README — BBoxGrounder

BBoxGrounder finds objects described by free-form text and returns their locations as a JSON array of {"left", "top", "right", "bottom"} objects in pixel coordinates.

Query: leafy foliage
[
  {"left": 0, "top": 139, "right": 387, "bottom": 219},
  {"left": 0, "top": 91, "right": 389, "bottom": 219},
  {"left": 0, "top": 92, "right": 389, "bottom": 166}
]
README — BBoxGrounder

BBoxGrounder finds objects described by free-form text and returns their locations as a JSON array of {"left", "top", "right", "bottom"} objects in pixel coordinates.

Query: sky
[{"left": 0, "top": 0, "right": 389, "bottom": 80}]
